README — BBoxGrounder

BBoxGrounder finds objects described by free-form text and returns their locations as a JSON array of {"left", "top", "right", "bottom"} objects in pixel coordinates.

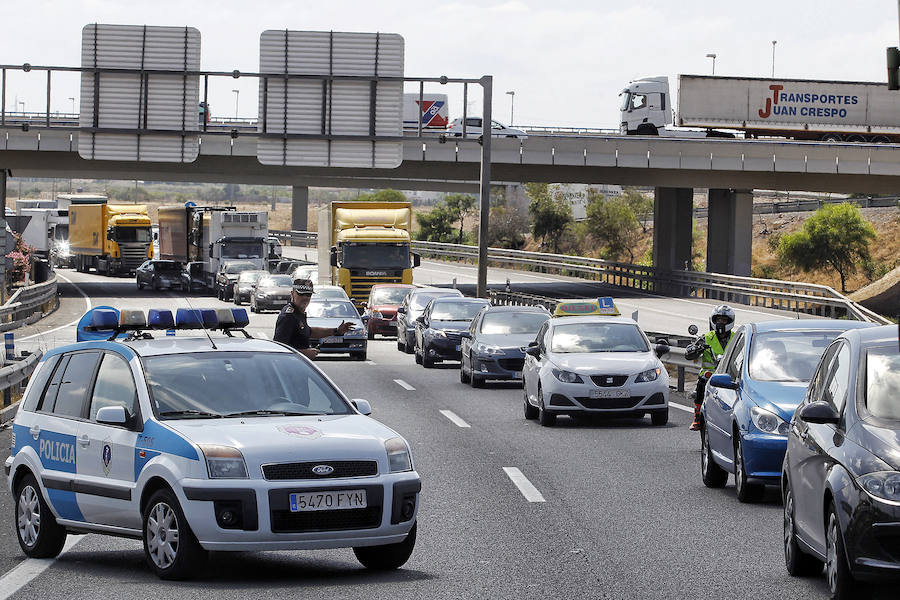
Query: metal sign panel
[
  {"left": 257, "top": 30, "right": 403, "bottom": 168},
  {"left": 78, "top": 24, "right": 201, "bottom": 163}
]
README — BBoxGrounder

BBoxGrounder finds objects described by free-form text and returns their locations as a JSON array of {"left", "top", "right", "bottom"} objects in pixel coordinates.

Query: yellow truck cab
[
  {"left": 70, "top": 203, "right": 153, "bottom": 275},
  {"left": 320, "top": 202, "right": 421, "bottom": 310},
  {"left": 553, "top": 297, "right": 621, "bottom": 318}
]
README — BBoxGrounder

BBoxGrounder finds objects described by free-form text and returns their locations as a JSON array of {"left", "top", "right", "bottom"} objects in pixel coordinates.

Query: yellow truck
[
  {"left": 70, "top": 203, "right": 153, "bottom": 275},
  {"left": 318, "top": 201, "right": 421, "bottom": 309}
]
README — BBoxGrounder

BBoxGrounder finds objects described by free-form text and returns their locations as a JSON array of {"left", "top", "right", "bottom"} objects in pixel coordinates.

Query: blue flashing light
[
  {"left": 148, "top": 309, "right": 175, "bottom": 330},
  {"left": 231, "top": 308, "right": 250, "bottom": 328},
  {"left": 200, "top": 309, "right": 218, "bottom": 329},
  {"left": 90, "top": 309, "right": 119, "bottom": 330},
  {"left": 175, "top": 308, "right": 203, "bottom": 328}
]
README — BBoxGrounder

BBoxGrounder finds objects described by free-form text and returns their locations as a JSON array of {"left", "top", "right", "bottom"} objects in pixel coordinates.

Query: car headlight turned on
[
  {"left": 199, "top": 444, "right": 249, "bottom": 479},
  {"left": 475, "top": 343, "right": 503, "bottom": 355},
  {"left": 635, "top": 367, "right": 661, "bottom": 382},
  {"left": 385, "top": 437, "right": 412, "bottom": 473},
  {"left": 552, "top": 368, "right": 583, "bottom": 384},
  {"left": 749, "top": 406, "right": 790, "bottom": 435},
  {"left": 859, "top": 472, "right": 900, "bottom": 504}
]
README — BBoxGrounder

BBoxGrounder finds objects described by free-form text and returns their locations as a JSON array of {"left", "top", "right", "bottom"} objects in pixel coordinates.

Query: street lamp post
[
  {"left": 771, "top": 40, "right": 777, "bottom": 77},
  {"left": 232, "top": 89, "right": 240, "bottom": 120},
  {"left": 505, "top": 90, "right": 515, "bottom": 126},
  {"left": 705, "top": 53, "right": 717, "bottom": 75}
]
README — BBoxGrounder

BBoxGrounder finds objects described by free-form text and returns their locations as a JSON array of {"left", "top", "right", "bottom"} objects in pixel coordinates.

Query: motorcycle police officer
[
  {"left": 685, "top": 304, "right": 736, "bottom": 430},
  {"left": 274, "top": 278, "right": 353, "bottom": 359}
]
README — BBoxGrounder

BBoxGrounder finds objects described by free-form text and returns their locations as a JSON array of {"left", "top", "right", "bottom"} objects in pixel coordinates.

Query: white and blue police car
[{"left": 5, "top": 307, "right": 420, "bottom": 579}]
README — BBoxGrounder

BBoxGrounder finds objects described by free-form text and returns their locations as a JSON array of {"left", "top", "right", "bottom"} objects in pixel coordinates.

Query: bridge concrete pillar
[
  {"left": 707, "top": 189, "right": 752, "bottom": 276},
  {"left": 652, "top": 187, "right": 693, "bottom": 271},
  {"left": 291, "top": 185, "right": 309, "bottom": 232}
]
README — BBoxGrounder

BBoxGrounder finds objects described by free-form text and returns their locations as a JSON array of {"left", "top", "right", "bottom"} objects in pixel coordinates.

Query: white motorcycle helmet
[{"left": 709, "top": 304, "right": 735, "bottom": 337}]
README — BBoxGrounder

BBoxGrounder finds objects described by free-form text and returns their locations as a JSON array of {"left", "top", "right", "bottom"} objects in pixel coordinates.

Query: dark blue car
[
  {"left": 700, "top": 319, "right": 875, "bottom": 502},
  {"left": 413, "top": 297, "right": 490, "bottom": 368}
]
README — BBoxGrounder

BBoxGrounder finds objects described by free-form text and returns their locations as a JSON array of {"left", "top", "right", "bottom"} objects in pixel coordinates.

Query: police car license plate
[
  {"left": 289, "top": 489, "right": 367, "bottom": 512},
  {"left": 322, "top": 336, "right": 342, "bottom": 344},
  {"left": 590, "top": 389, "right": 629, "bottom": 399}
]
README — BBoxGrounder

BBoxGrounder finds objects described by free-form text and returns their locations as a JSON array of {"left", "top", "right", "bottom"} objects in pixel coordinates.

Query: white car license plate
[
  {"left": 322, "top": 336, "right": 342, "bottom": 344},
  {"left": 512, "top": 371, "right": 522, "bottom": 379},
  {"left": 455, "top": 344, "right": 461, "bottom": 351},
  {"left": 590, "top": 388, "right": 629, "bottom": 399},
  {"left": 289, "top": 489, "right": 367, "bottom": 512}
]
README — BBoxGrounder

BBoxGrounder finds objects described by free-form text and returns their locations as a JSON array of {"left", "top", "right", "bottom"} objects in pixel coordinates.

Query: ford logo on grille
[{"left": 311, "top": 465, "right": 335, "bottom": 475}]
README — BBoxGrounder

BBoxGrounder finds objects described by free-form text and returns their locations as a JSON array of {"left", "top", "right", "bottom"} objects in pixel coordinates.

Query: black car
[
  {"left": 459, "top": 305, "right": 550, "bottom": 387},
  {"left": 413, "top": 297, "right": 490, "bottom": 368},
  {"left": 215, "top": 261, "right": 258, "bottom": 301},
  {"left": 180, "top": 261, "right": 206, "bottom": 293},
  {"left": 396, "top": 287, "right": 463, "bottom": 354},
  {"left": 232, "top": 270, "right": 267, "bottom": 305},
  {"left": 250, "top": 274, "right": 293, "bottom": 313},
  {"left": 135, "top": 260, "right": 182, "bottom": 291},
  {"left": 783, "top": 325, "right": 900, "bottom": 599}
]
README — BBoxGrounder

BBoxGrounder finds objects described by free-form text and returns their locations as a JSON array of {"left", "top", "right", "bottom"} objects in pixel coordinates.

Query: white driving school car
[
  {"left": 5, "top": 307, "right": 420, "bottom": 579},
  {"left": 522, "top": 315, "right": 671, "bottom": 427}
]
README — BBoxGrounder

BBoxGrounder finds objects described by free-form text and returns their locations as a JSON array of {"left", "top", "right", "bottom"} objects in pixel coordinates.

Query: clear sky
[{"left": 1, "top": 0, "right": 897, "bottom": 128}]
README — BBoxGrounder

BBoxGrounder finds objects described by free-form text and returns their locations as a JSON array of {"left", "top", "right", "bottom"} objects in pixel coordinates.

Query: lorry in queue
[
  {"left": 70, "top": 203, "right": 153, "bottom": 275},
  {"left": 12, "top": 208, "right": 72, "bottom": 268},
  {"left": 318, "top": 201, "right": 421, "bottom": 311},
  {"left": 619, "top": 74, "right": 900, "bottom": 142},
  {"left": 403, "top": 93, "right": 449, "bottom": 131},
  {"left": 157, "top": 204, "right": 268, "bottom": 296}
]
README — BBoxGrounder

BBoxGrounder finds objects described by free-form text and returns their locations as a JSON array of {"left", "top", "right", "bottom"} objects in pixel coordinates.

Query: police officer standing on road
[{"left": 274, "top": 278, "right": 353, "bottom": 359}]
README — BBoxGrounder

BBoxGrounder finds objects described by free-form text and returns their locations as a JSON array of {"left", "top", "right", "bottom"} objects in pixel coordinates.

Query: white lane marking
[
  {"left": 394, "top": 379, "right": 415, "bottom": 391},
  {"left": 0, "top": 534, "right": 85, "bottom": 600},
  {"left": 439, "top": 409, "right": 471, "bottom": 428},
  {"left": 19, "top": 272, "right": 92, "bottom": 341},
  {"left": 503, "top": 467, "right": 546, "bottom": 503},
  {"left": 669, "top": 402, "right": 693, "bottom": 413},
  {"left": 365, "top": 360, "right": 377, "bottom": 366}
]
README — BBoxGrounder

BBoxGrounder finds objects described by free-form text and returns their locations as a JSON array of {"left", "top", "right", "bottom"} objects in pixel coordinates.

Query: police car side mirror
[
  {"left": 96, "top": 405, "right": 128, "bottom": 426},
  {"left": 798, "top": 401, "right": 840, "bottom": 425},
  {"left": 526, "top": 342, "right": 541, "bottom": 358},
  {"left": 351, "top": 399, "right": 372, "bottom": 416}
]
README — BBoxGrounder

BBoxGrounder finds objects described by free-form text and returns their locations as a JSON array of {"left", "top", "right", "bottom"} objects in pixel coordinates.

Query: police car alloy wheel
[
  {"left": 15, "top": 474, "right": 67, "bottom": 558},
  {"left": 142, "top": 488, "right": 208, "bottom": 580},
  {"left": 353, "top": 522, "right": 417, "bottom": 570}
]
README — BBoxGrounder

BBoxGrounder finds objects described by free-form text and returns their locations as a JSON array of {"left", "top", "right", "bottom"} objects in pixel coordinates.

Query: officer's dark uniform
[{"left": 273, "top": 302, "right": 312, "bottom": 351}]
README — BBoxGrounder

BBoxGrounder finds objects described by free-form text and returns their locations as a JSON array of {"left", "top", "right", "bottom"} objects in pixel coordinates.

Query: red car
[{"left": 363, "top": 284, "right": 415, "bottom": 339}]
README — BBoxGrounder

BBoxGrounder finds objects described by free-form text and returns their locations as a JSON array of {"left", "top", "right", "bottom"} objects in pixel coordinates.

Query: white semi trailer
[{"left": 620, "top": 75, "right": 900, "bottom": 142}]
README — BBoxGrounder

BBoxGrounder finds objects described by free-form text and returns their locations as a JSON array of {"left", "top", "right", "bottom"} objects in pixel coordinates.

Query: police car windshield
[
  {"left": 749, "top": 330, "right": 839, "bottom": 382},
  {"left": 307, "top": 301, "right": 359, "bottom": 319},
  {"left": 144, "top": 352, "right": 352, "bottom": 418},
  {"left": 550, "top": 323, "right": 649, "bottom": 353},
  {"left": 480, "top": 311, "right": 549, "bottom": 335}
]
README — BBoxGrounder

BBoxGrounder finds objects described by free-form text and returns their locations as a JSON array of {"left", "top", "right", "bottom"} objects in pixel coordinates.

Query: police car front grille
[
  {"left": 589, "top": 375, "right": 629, "bottom": 387},
  {"left": 262, "top": 460, "right": 378, "bottom": 480},
  {"left": 270, "top": 506, "right": 382, "bottom": 533}
]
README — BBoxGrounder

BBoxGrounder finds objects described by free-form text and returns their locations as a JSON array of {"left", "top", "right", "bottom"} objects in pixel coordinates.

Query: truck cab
[{"left": 619, "top": 76, "right": 672, "bottom": 135}]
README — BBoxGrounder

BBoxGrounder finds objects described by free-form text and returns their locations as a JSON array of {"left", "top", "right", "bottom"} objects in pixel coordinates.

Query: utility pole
[
  {"left": 476, "top": 76, "right": 493, "bottom": 298},
  {"left": 505, "top": 90, "right": 515, "bottom": 126},
  {"left": 771, "top": 40, "right": 777, "bottom": 77},
  {"left": 706, "top": 53, "right": 717, "bottom": 75}
]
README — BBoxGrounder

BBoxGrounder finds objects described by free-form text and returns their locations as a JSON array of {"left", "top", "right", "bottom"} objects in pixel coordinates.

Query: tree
[
  {"left": 776, "top": 203, "right": 876, "bottom": 292},
  {"left": 444, "top": 194, "right": 478, "bottom": 244},
  {"left": 416, "top": 205, "right": 455, "bottom": 242},
  {"left": 526, "top": 183, "right": 572, "bottom": 253},
  {"left": 488, "top": 202, "right": 529, "bottom": 249},
  {"left": 355, "top": 189, "right": 407, "bottom": 203},
  {"left": 583, "top": 189, "right": 641, "bottom": 262},
  {"left": 621, "top": 187, "right": 653, "bottom": 233}
]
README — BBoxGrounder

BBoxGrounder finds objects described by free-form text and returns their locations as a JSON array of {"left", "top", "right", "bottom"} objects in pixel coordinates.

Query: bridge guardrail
[
  {"left": 1, "top": 276, "right": 58, "bottom": 333},
  {"left": 271, "top": 230, "right": 890, "bottom": 325}
]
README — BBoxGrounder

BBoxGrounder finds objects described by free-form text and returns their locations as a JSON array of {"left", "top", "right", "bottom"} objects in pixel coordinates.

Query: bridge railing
[
  {"left": 270, "top": 230, "right": 890, "bottom": 325},
  {"left": 1, "top": 276, "right": 59, "bottom": 333}
]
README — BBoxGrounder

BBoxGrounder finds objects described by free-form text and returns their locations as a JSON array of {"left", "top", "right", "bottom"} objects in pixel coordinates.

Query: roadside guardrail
[
  {"left": 0, "top": 351, "right": 42, "bottom": 422},
  {"left": 1, "top": 276, "right": 59, "bottom": 333},
  {"left": 270, "top": 230, "right": 890, "bottom": 326}
]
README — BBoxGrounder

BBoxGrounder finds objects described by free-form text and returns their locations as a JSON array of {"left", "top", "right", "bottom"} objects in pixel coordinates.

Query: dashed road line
[
  {"left": 439, "top": 409, "right": 470, "bottom": 428},
  {"left": 503, "top": 467, "right": 546, "bottom": 502},
  {"left": 365, "top": 360, "right": 376, "bottom": 365},
  {"left": 0, "top": 535, "right": 85, "bottom": 600},
  {"left": 394, "top": 379, "right": 415, "bottom": 391},
  {"left": 669, "top": 401, "right": 693, "bottom": 413}
]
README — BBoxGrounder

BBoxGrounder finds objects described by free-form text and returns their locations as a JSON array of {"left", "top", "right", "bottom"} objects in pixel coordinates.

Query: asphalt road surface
[{"left": 2, "top": 266, "right": 881, "bottom": 599}]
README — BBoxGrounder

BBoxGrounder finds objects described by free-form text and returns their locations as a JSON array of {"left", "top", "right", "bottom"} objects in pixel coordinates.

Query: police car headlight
[
  {"left": 199, "top": 444, "right": 249, "bottom": 479},
  {"left": 635, "top": 367, "right": 661, "bottom": 383},
  {"left": 385, "top": 437, "right": 412, "bottom": 473},
  {"left": 552, "top": 368, "right": 584, "bottom": 384}
]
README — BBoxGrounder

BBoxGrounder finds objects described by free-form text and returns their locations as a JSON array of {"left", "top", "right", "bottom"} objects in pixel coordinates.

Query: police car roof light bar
[
  {"left": 84, "top": 309, "right": 119, "bottom": 332},
  {"left": 148, "top": 309, "right": 175, "bottom": 330}
]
